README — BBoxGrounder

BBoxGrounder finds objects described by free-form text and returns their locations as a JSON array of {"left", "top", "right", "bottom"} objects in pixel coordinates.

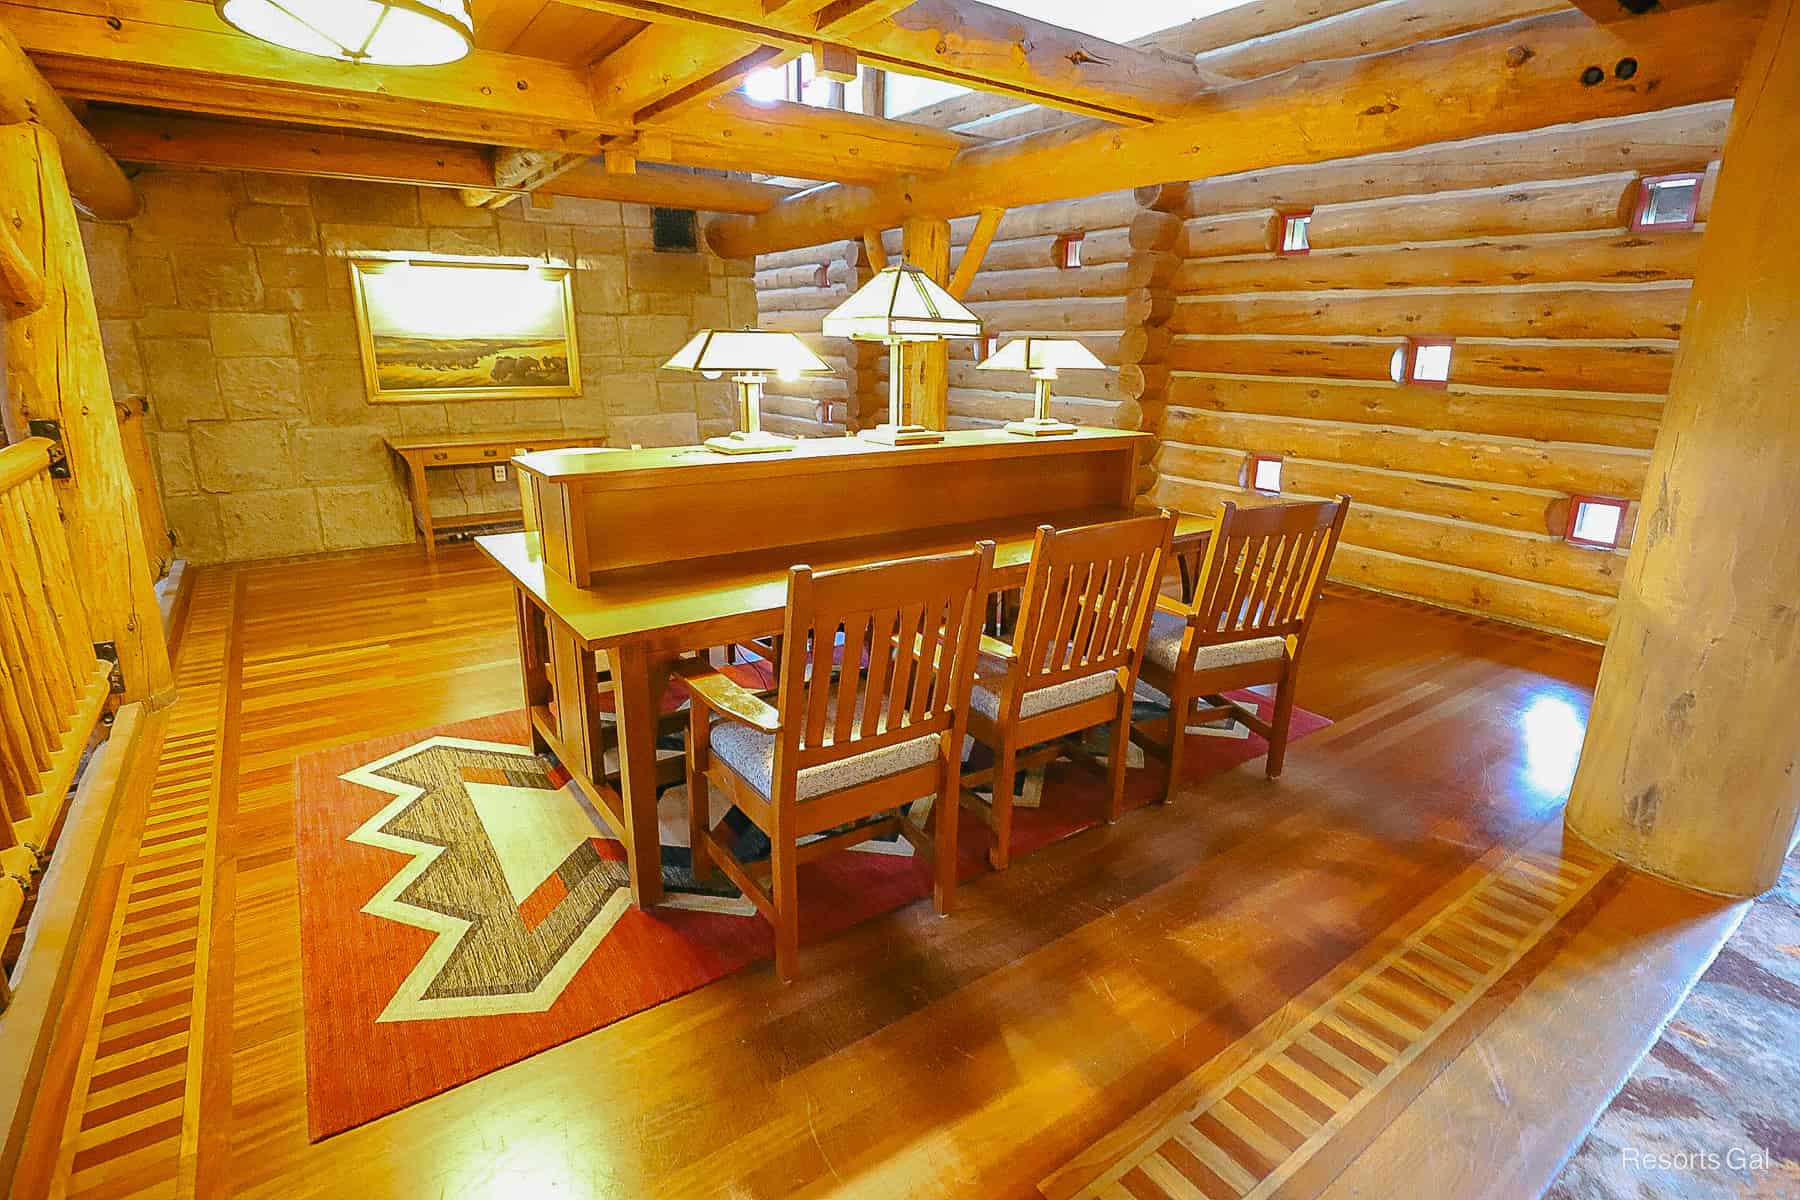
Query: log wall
[{"left": 751, "top": 2, "right": 1739, "bottom": 645}]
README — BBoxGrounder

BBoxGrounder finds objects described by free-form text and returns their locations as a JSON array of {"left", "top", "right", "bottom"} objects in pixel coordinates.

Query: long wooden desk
[
  {"left": 384, "top": 432, "right": 607, "bottom": 558},
  {"left": 478, "top": 429, "right": 1214, "bottom": 907}
]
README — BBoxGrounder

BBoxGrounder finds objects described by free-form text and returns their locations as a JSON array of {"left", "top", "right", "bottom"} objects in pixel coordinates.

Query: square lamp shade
[
  {"left": 976, "top": 336, "right": 1107, "bottom": 437},
  {"left": 662, "top": 328, "right": 831, "bottom": 455},
  {"left": 822, "top": 262, "right": 984, "bottom": 445}
]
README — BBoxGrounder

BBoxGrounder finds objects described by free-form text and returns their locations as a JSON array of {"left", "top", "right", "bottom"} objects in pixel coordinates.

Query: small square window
[
  {"left": 1392, "top": 337, "right": 1454, "bottom": 387},
  {"left": 1056, "top": 232, "right": 1084, "bottom": 269},
  {"left": 1278, "top": 211, "right": 1312, "bottom": 255},
  {"left": 980, "top": 334, "right": 999, "bottom": 360},
  {"left": 1566, "top": 496, "right": 1629, "bottom": 550},
  {"left": 1632, "top": 173, "right": 1703, "bottom": 231},
  {"left": 652, "top": 207, "right": 698, "bottom": 252},
  {"left": 1249, "top": 454, "right": 1282, "bottom": 494}
]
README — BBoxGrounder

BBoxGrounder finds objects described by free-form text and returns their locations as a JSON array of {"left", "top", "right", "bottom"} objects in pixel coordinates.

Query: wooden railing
[{"left": 0, "top": 436, "right": 112, "bottom": 1008}]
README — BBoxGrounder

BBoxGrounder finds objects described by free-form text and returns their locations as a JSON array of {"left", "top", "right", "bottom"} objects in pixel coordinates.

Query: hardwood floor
[{"left": 23, "top": 543, "right": 1740, "bottom": 1199}]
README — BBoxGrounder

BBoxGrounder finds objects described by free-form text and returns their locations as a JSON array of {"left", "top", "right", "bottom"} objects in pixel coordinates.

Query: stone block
[
  {"left": 627, "top": 291, "right": 692, "bottom": 316},
  {"left": 726, "top": 278, "right": 758, "bottom": 326},
  {"left": 317, "top": 483, "right": 414, "bottom": 550},
  {"left": 610, "top": 413, "right": 697, "bottom": 448},
  {"left": 310, "top": 177, "right": 420, "bottom": 227},
  {"left": 264, "top": 286, "right": 332, "bottom": 312},
  {"left": 173, "top": 245, "right": 263, "bottom": 310},
  {"left": 129, "top": 253, "right": 179, "bottom": 309},
  {"left": 574, "top": 315, "right": 622, "bottom": 360},
  {"left": 256, "top": 247, "right": 328, "bottom": 289},
  {"left": 496, "top": 221, "right": 548, "bottom": 259},
  {"left": 528, "top": 195, "right": 621, "bottom": 227},
  {"left": 628, "top": 249, "right": 709, "bottom": 294},
  {"left": 191, "top": 419, "right": 294, "bottom": 492},
  {"left": 80, "top": 222, "right": 137, "bottom": 318},
  {"left": 572, "top": 226, "right": 625, "bottom": 263},
  {"left": 512, "top": 401, "right": 563, "bottom": 430},
  {"left": 621, "top": 204, "right": 654, "bottom": 229},
  {"left": 597, "top": 368, "right": 659, "bottom": 416},
  {"left": 210, "top": 312, "right": 294, "bottom": 357},
  {"left": 137, "top": 308, "right": 211, "bottom": 340},
  {"left": 295, "top": 425, "right": 390, "bottom": 484},
  {"left": 143, "top": 338, "right": 225, "bottom": 430},
  {"left": 396, "top": 404, "right": 449, "bottom": 435},
  {"left": 99, "top": 319, "right": 145, "bottom": 399},
  {"left": 303, "top": 357, "right": 370, "bottom": 424},
  {"left": 131, "top": 171, "right": 241, "bottom": 243},
  {"left": 446, "top": 399, "right": 520, "bottom": 434},
  {"left": 163, "top": 494, "right": 224, "bottom": 564},
  {"left": 689, "top": 296, "right": 729, "bottom": 331},
  {"left": 233, "top": 203, "right": 317, "bottom": 247},
  {"left": 219, "top": 356, "right": 305, "bottom": 420},
  {"left": 430, "top": 226, "right": 503, "bottom": 256},
  {"left": 218, "top": 488, "right": 323, "bottom": 560},
  {"left": 419, "top": 187, "right": 499, "bottom": 228},
  {"left": 242, "top": 172, "right": 313, "bottom": 206},
  {"left": 556, "top": 393, "right": 610, "bottom": 434},
  {"left": 293, "top": 311, "right": 359, "bottom": 359},
  {"left": 152, "top": 431, "right": 198, "bottom": 495},
  {"left": 655, "top": 379, "right": 698, "bottom": 414},
  {"left": 318, "top": 224, "right": 432, "bottom": 256},
  {"left": 619, "top": 313, "right": 692, "bottom": 357}
]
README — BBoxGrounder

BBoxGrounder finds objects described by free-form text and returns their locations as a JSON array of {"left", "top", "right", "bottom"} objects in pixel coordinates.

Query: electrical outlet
[{"left": 491, "top": 463, "right": 507, "bottom": 483}]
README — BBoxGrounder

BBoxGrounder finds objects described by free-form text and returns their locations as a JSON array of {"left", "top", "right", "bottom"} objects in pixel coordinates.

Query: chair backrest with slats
[
  {"left": 1188, "top": 496, "right": 1348, "bottom": 648},
  {"left": 1008, "top": 511, "right": 1177, "bottom": 706},
  {"left": 771, "top": 541, "right": 995, "bottom": 790}
]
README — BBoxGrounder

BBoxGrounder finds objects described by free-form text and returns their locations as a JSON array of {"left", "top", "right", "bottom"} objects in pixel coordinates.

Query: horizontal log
[
  {"left": 1180, "top": 210, "right": 1278, "bottom": 258},
  {"left": 754, "top": 263, "right": 830, "bottom": 290},
  {"left": 1154, "top": 441, "right": 1562, "bottom": 534},
  {"left": 1174, "top": 101, "right": 1731, "bottom": 218},
  {"left": 1341, "top": 504, "right": 1624, "bottom": 595},
  {"left": 1165, "top": 374, "right": 1662, "bottom": 449},
  {"left": 974, "top": 227, "right": 1136, "bottom": 273},
  {"left": 1168, "top": 336, "right": 1675, "bottom": 394},
  {"left": 755, "top": 240, "right": 860, "bottom": 273},
  {"left": 1167, "top": 0, "right": 1388, "bottom": 58},
  {"left": 961, "top": 261, "right": 1134, "bottom": 303},
  {"left": 945, "top": 359, "right": 1134, "bottom": 403},
  {"left": 948, "top": 388, "right": 1119, "bottom": 427},
  {"left": 760, "top": 410, "right": 846, "bottom": 438},
  {"left": 1306, "top": 172, "right": 1638, "bottom": 250},
  {"left": 1160, "top": 405, "right": 1651, "bottom": 495},
  {"left": 756, "top": 282, "right": 851, "bottom": 312},
  {"left": 973, "top": 294, "right": 1154, "bottom": 333},
  {"left": 1328, "top": 543, "right": 1613, "bottom": 640},
  {"left": 1171, "top": 228, "right": 1705, "bottom": 294},
  {"left": 1169, "top": 283, "right": 1691, "bottom": 341}
]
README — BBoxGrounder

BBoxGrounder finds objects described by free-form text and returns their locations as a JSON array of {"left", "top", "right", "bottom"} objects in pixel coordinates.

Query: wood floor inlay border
[{"left": 1053, "top": 842, "right": 1613, "bottom": 1200}]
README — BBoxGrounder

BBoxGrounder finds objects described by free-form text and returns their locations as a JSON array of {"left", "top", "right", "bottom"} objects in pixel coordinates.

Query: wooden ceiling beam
[
  {"left": 0, "top": 23, "right": 135, "bottom": 217},
  {"left": 708, "top": 0, "right": 1764, "bottom": 256},
  {"left": 2, "top": 0, "right": 956, "bottom": 184},
  {"left": 567, "top": 0, "right": 1209, "bottom": 122}
]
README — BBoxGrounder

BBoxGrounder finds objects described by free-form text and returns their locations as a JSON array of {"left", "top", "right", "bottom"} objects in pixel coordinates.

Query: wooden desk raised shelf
[
  {"left": 483, "top": 429, "right": 1199, "bottom": 911},
  {"left": 385, "top": 432, "right": 607, "bottom": 558}
]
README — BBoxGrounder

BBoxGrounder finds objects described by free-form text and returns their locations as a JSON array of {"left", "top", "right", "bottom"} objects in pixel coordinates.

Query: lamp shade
[
  {"left": 821, "top": 262, "right": 983, "bottom": 342},
  {"left": 215, "top": 0, "right": 473, "bottom": 65},
  {"left": 662, "top": 328, "right": 832, "bottom": 380},
  {"left": 977, "top": 336, "right": 1107, "bottom": 374}
]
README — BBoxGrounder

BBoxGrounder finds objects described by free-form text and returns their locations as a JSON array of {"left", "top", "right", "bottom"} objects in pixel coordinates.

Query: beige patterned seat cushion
[
  {"left": 970, "top": 643, "right": 1116, "bottom": 722},
  {"left": 710, "top": 718, "right": 941, "bottom": 801},
  {"left": 1144, "top": 609, "right": 1287, "bottom": 675}
]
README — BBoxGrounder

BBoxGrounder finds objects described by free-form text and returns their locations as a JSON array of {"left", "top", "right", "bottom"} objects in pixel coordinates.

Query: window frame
[
  {"left": 1054, "top": 231, "right": 1085, "bottom": 270},
  {"left": 1394, "top": 337, "right": 1455, "bottom": 389},
  {"left": 1565, "top": 495, "right": 1631, "bottom": 551},
  {"left": 1276, "top": 209, "right": 1314, "bottom": 257},
  {"left": 1631, "top": 171, "right": 1704, "bottom": 232},
  {"left": 1248, "top": 453, "right": 1284, "bottom": 496}
]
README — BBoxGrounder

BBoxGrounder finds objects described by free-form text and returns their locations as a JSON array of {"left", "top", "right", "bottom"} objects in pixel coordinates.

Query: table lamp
[
  {"left": 821, "top": 260, "right": 983, "bottom": 446},
  {"left": 662, "top": 328, "right": 832, "bottom": 455},
  {"left": 976, "top": 336, "right": 1107, "bottom": 437}
]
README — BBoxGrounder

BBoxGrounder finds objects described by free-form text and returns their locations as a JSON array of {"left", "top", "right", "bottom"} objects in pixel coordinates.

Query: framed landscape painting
[{"left": 349, "top": 258, "right": 581, "bottom": 403}]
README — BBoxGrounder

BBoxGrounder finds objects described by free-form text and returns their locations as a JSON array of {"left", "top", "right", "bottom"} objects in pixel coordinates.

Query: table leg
[
  {"left": 405, "top": 453, "right": 436, "bottom": 560},
  {"left": 608, "top": 640, "right": 670, "bottom": 908},
  {"left": 514, "top": 590, "right": 552, "bottom": 758}
]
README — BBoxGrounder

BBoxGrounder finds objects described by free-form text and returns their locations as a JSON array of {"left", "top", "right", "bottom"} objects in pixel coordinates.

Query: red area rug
[{"left": 294, "top": 686, "right": 1328, "bottom": 1139}]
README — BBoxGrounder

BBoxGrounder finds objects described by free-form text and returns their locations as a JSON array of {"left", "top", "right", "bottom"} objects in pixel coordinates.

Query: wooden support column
[
  {"left": 901, "top": 216, "right": 950, "bottom": 430},
  {"left": 0, "top": 25, "right": 136, "bottom": 219},
  {"left": 0, "top": 125, "right": 172, "bottom": 707},
  {"left": 1565, "top": 0, "right": 1800, "bottom": 898}
]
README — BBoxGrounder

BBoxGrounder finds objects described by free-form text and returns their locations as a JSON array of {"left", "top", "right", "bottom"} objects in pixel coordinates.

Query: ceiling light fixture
[{"left": 215, "top": 0, "right": 474, "bottom": 66}]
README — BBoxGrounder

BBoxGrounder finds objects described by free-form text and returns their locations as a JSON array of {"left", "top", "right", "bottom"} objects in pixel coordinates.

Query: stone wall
[{"left": 80, "top": 167, "right": 756, "bottom": 563}]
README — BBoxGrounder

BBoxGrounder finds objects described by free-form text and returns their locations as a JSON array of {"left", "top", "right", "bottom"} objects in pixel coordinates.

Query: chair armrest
[
  {"left": 675, "top": 656, "right": 781, "bottom": 733},
  {"left": 1154, "top": 594, "right": 1196, "bottom": 620},
  {"left": 978, "top": 633, "right": 1016, "bottom": 661}
]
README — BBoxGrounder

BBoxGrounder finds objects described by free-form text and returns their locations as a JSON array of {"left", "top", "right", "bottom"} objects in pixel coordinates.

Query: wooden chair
[
  {"left": 1132, "top": 496, "right": 1348, "bottom": 800},
  {"left": 681, "top": 542, "right": 995, "bottom": 982},
  {"left": 962, "top": 511, "right": 1176, "bottom": 870}
]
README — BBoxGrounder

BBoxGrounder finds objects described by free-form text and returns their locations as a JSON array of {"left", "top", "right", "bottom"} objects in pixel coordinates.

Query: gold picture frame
[{"left": 348, "top": 257, "right": 582, "bottom": 404}]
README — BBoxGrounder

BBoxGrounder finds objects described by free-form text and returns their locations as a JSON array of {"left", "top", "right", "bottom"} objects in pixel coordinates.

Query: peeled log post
[
  {"left": 707, "top": 3, "right": 1760, "bottom": 258},
  {"left": 0, "top": 124, "right": 171, "bottom": 706},
  {"left": 1565, "top": 0, "right": 1800, "bottom": 898},
  {"left": 901, "top": 216, "right": 950, "bottom": 429},
  {"left": 0, "top": 25, "right": 137, "bottom": 220}
]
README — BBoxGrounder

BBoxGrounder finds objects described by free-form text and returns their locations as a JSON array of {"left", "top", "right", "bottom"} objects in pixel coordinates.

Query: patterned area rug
[
  {"left": 1548, "top": 845, "right": 1800, "bottom": 1199},
  {"left": 295, "top": 684, "right": 1328, "bottom": 1139}
]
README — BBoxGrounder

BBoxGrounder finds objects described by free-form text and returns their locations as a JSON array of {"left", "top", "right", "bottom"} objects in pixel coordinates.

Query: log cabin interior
[{"left": 0, "top": 0, "right": 1795, "bottom": 1195}]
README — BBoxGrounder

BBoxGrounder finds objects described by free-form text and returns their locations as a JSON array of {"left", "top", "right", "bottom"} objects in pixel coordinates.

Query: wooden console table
[
  {"left": 385, "top": 433, "right": 606, "bottom": 558},
  {"left": 478, "top": 429, "right": 1214, "bottom": 909}
]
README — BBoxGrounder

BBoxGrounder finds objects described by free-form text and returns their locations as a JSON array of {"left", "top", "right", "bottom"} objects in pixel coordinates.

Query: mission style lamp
[
  {"left": 822, "top": 261, "right": 984, "bottom": 446},
  {"left": 662, "top": 328, "right": 833, "bottom": 456},
  {"left": 976, "top": 336, "right": 1107, "bottom": 437}
]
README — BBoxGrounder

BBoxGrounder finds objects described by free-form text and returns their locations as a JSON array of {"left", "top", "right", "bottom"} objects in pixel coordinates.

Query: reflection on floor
[{"left": 25, "top": 543, "right": 1751, "bottom": 1199}]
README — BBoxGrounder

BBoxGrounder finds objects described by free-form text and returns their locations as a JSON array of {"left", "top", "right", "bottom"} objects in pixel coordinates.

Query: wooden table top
[
  {"left": 480, "top": 506, "right": 1214, "bottom": 651},
  {"left": 383, "top": 432, "right": 609, "bottom": 454},
  {"left": 512, "top": 426, "right": 1150, "bottom": 490}
]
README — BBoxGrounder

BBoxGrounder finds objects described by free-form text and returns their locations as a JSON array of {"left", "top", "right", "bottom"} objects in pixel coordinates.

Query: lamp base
[
  {"left": 704, "top": 430, "right": 797, "bottom": 455},
  {"left": 1004, "top": 416, "right": 1078, "bottom": 437},
  {"left": 859, "top": 423, "right": 945, "bottom": 446}
]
